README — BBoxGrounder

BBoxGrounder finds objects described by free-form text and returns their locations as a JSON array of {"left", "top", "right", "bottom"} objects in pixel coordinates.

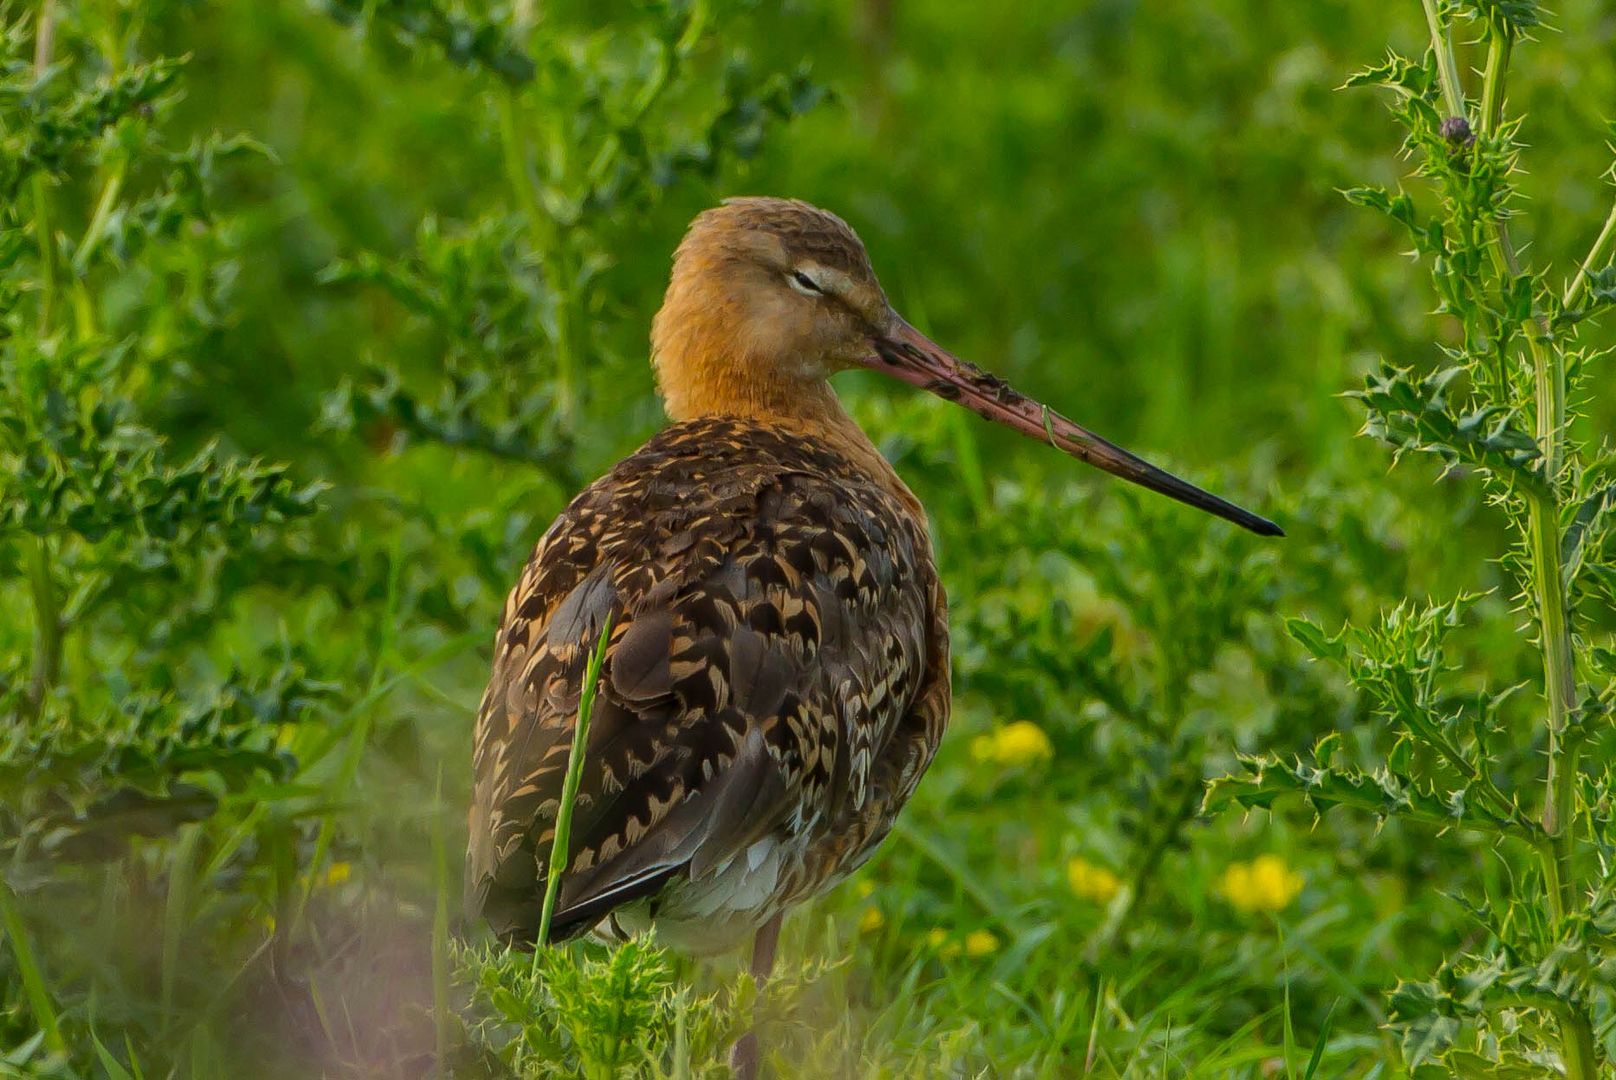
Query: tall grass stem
[
  {"left": 535, "top": 613, "right": 616, "bottom": 958},
  {"left": 0, "top": 876, "right": 66, "bottom": 1056}
]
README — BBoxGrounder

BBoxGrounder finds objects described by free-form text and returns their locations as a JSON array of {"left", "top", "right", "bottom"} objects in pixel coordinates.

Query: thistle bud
[{"left": 1440, "top": 116, "right": 1474, "bottom": 146}]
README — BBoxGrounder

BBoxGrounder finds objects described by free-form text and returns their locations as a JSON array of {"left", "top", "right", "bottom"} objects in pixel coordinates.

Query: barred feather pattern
[{"left": 465, "top": 415, "right": 950, "bottom": 953}]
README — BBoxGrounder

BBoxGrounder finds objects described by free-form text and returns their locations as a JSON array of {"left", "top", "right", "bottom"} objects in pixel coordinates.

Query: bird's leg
[{"left": 728, "top": 913, "right": 783, "bottom": 1080}]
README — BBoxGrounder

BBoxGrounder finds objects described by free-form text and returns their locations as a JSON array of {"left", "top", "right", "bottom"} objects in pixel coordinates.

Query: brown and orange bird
[{"left": 465, "top": 197, "right": 1280, "bottom": 1070}]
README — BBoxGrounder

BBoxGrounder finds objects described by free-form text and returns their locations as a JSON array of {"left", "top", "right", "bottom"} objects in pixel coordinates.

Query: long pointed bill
[{"left": 870, "top": 318, "right": 1283, "bottom": 537}]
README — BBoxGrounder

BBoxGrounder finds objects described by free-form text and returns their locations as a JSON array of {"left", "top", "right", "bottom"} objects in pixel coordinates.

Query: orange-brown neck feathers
[
  {"left": 648, "top": 200, "right": 925, "bottom": 523},
  {"left": 651, "top": 223, "right": 840, "bottom": 427}
]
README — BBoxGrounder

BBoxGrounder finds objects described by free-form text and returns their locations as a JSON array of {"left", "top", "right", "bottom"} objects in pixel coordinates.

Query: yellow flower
[
  {"left": 1066, "top": 857, "right": 1121, "bottom": 904},
  {"left": 972, "top": 722, "right": 1054, "bottom": 767},
  {"left": 926, "top": 928, "right": 962, "bottom": 958},
  {"left": 995, "top": 721, "right": 1053, "bottom": 764},
  {"left": 859, "top": 906, "right": 885, "bottom": 934},
  {"left": 1219, "top": 855, "right": 1304, "bottom": 914},
  {"left": 324, "top": 861, "right": 352, "bottom": 886},
  {"left": 853, "top": 878, "right": 875, "bottom": 899},
  {"left": 964, "top": 929, "right": 999, "bottom": 958}
]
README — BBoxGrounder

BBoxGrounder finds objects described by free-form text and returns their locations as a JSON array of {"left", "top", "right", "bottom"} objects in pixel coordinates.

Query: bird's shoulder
[{"left": 507, "top": 415, "right": 925, "bottom": 628}]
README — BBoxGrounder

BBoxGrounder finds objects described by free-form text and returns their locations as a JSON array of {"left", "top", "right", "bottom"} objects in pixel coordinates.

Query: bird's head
[
  {"left": 652, "top": 197, "right": 895, "bottom": 393},
  {"left": 651, "top": 196, "right": 1282, "bottom": 537}
]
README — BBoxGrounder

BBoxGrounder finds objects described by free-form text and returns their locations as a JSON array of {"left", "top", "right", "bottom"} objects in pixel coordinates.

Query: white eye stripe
[{"left": 787, "top": 268, "right": 824, "bottom": 296}]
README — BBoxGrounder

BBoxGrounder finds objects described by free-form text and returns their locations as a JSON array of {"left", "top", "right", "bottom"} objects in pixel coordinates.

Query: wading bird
[{"left": 465, "top": 198, "right": 1280, "bottom": 1074}]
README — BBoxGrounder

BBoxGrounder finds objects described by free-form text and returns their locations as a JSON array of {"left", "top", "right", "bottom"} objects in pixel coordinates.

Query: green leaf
[
  {"left": 1286, "top": 617, "right": 1347, "bottom": 663},
  {"left": 1205, "top": 753, "right": 1531, "bottom": 842},
  {"left": 1349, "top": 364, "right": 1545, "bottom": 495}
]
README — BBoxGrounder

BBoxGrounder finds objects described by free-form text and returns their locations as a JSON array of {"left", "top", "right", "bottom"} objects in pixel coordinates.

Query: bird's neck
[
  {"left": 659, "top": 367, "right": 926, "bottom": 526},
  {"left": 651, "top": 265, "right": 926, "bottom": 524}
]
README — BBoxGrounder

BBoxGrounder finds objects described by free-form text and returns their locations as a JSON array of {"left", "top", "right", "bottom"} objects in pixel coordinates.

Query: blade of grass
[
  {"left": 297, "top": 537, "right": 406, "bottom": 928},
  {"left": 1084, "top": 976, "right": 1105, "bottom": 1074},
  {"left": 90, "top": 1027, "right": 135, "bottom": 1080},
  {"left": 161, "top": 824, "right": 201, "bottom": 1034},
  {"left": 889, "top": 817, "right": 1026, "bottom": 937},
  {"left": 0, "top": 876, "right": 66, "bottom": 1056},
  {"left": 1282, "top": 979, "right": 1297, "bottom": 1080},
  {"left": 123, "top": 1034, "right": 147, "bottom": 1080},
  {"left": 1302, "top": 999, "right": 1338, "bottom": 1080},
  {"left": 432, "top": 766, "right": 453, "bottom": 1076},
  {"left": 1281, "top": 924, "right": 1297, "bottom": 1079},
  {"left": 535, "top": 612, "right": 616, "bottom": 956}
]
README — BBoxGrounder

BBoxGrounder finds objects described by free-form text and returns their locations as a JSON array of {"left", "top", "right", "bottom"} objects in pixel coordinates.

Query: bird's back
[{"left": 466, "top": 415, "right": 950, "bottom": 952}]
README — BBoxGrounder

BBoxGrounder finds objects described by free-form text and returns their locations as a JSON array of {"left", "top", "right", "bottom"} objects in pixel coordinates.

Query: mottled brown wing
[{"left": 464, "top": 416, "right": 936, "bottom": 945}]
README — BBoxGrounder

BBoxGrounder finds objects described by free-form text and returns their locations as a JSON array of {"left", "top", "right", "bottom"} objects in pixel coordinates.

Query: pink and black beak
[{"left": 870, "top": 318, "right": 1283, "bottom": 537}]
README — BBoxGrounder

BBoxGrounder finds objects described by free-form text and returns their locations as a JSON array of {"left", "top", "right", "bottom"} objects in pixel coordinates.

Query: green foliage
[
  {"left": 1348, "top": 364, "right": 1544, "bottom": 492},
  {"left": 1215, "top": 2, "right": 1616, "bottom": 1074},
  {"left": 457, "top": 936, "right": 742, "bottom": 1078},
  {"left": 3, "top": 0, "right": 1615, "bottom": 1076}
]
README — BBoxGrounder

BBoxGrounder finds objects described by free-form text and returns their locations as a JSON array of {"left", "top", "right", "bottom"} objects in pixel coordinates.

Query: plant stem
[
  {"left": 1420, "top": 0, "right": 1466, "bottom": 117},
  {"left": 1563, "top": 195, "right": 1616, "bottom": 314},
  {"left": 1085, "top": 762, "right": 1201, "bottom": 962},
  {"left": 0, "top": 876, "right": 66, "bottom": 1056},
  {"left": 1530, "top": 452, "right": 1577, "bottom": 929},
  {"left": 24, "top": 2, "right": 64, "bottom": 722},
  {"left": 24, "top": 536, "right": 62, "bottom": 720},
  {"left": 1478, "top": 29, "right": 1510, "bottom": 134},
  {"left": 73, "top": 162, "right": 126, "bottom": 275},
  {"left": 1426, "top": 3, "right": 1581, "bottom": 918},
  {"left": 1554, "top": 1004, "right": 1599, "bottom": 1080},
  {"left": 1418, "top": 13, "right": 1595, "bottom": 1072},
  {"left": 31, "top": 1, "right": 58, "bottom": 337},
  {"left": 535, "top": 613, "right": 616, "bottom": 958},
  {"left": 497, "top": 14, "right": 579, "bottom": 423}
]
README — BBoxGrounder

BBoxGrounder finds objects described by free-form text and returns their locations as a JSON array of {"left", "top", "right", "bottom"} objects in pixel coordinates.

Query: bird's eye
[{"left": 788, "top": 269, "right": 822, "bottom": 295}]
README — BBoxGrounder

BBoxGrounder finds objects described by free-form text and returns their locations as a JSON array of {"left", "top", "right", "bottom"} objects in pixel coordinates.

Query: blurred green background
[{"left": 5, "top": 0, "right": 1616, "bottom": 1075}]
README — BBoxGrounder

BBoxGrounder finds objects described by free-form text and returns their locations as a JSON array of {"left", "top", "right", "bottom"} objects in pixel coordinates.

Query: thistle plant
[
  {"left": 321, "top": 0, "right": 820, "bottom": 475},
  {"left": 0, "top": 4, "right": 333, "bottom": 1071},
  {"left": 1212, "top": 3, "right": 1616, "bottom": 1073},
  {"left": 0, "top": 1, "right": 816, "bottom": 1072}
]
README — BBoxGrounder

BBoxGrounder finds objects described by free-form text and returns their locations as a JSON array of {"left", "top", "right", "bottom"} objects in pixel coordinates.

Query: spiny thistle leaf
[
  {"left": 1342, "top": 186, "right": 1446, "bottom": 255},
  {"left": 0, "top": 658, "right": 337, "bottom": 861},
  {"left": 1458, "top": 0, "right": 1544, "bottom": 35},
  {"left": 454, "top": 935, "right": 748, "bottom": 1077},
  {"left": 1342, "top": 50, "right": 1433, "bottom": 94},
  {"left": 1349, "top": 364, "right": 1546, "bottom": 494},
  {"left": 0, "top": 55, "right": 187, "bottom": 199},
  {"left": 1205, "top": 753, "right": 1532, "bottom": 842},
  {"left": 1389, "top": 926, "right": 1612, "bottom": 1070},
  {"left": 320, "top": 0, "right": 536, "bottom": 85},
  {"left": 1562, "top": 480, "right": 1616, "bottom": 590}
]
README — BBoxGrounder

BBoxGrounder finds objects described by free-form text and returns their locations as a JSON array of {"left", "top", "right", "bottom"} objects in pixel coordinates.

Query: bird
[{"left": 464, "top": 197, "right": 1281, "bottom": 1074}]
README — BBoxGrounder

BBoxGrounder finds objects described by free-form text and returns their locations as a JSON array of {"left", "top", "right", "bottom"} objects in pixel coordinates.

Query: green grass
[{"left": 3, "top": 0, "right": 1616, "bottom": 1076}]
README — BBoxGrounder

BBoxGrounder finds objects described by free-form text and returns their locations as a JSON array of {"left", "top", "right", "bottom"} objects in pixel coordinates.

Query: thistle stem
[
  {"left": 1420, "top": 0, "right": 1466, "bottom": 118},
  {"left": 498, "top": 91, "right": 578, "bottom": 423},
  {"left": 1478, "top": 30, "right": 1510, "bottom": 135},
  {"left": 497, "top": 7, "right": 578, "bottom": 425},
  {"left": 23, "top": 536, "right": 61, "bottom": 721},
  {"left": 1555, "top": 1005, "right": 1599, "bottom": 1080},
  {"left": 1563, "top": 196, "right": 1616, "bottom": 315},
  {"left": 31, "top": 1, "right": 58, "bottom": 337},
  {"left": 1417, "top": 12, "right": 1593, "bottom": 1074}
]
